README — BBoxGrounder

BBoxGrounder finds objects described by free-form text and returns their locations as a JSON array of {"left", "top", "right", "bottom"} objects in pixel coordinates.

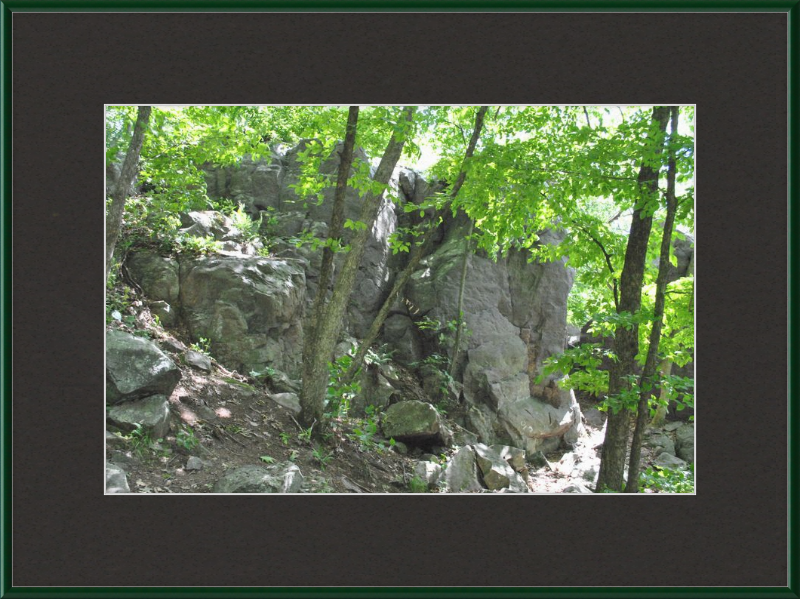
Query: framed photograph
[{"left": 3, "top": 1, "right": 794, "bottom": 596}]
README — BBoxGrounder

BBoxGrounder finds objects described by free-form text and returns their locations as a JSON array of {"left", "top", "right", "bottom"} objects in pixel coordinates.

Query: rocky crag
[{"left": 107, "top": 140, "right": 661, "bottom": 493}]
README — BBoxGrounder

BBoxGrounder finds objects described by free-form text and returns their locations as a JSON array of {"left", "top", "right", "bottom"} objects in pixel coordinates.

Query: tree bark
[
  {"left": 305, "top": 107, "right": 359, "bottom": 352},
  {"left": 299, "top": 107, "right": 416, "bottom": 429},
  {"left": 625, "top": 106, "right": 680, "bottom": 493},
  {"left": 649, "top": 358, "right": 673, "bottom": 428},
  {"left": 595, "top": 106, "right": 670, "bottom": 492},
  {"left": 449, "top": 219, "right": 474, "bottom": 378},
  {"left": 105, "top": 106, "right": 151, "bottom": 281},
  {"left": 341, "top": 106, "right": 488, "bottom": 384}
]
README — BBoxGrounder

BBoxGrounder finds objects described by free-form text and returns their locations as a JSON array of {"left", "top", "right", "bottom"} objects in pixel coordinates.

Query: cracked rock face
[{"left": 400, "top": 216, "right": 579, "bottom": 449}]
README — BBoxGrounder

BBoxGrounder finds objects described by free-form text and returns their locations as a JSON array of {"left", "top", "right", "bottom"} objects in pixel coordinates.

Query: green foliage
[
  {"left": 348, "top": 405, "right": 392, "bottom": 453},
  {"left": 227, "top": 203, "right": 262, "bottom": 242},
  {"left": 173, "top": 234, "right": 223, "bottom": 256},
  {"left": 363, "top": 346, "right": 394, "bottom": 367},
  {"left": 249, "top": 366, "right": 278, "bottom": 382},
  {"left": 411, "top": 353, "right": 455, "bottom": 402},
  {"left": 639, "top": 464, "right": 694, "bottom": 493},
  {"left": 311, "top": 446, "right": 334, "bottom": 470},
  {"left": 325, "top": 349, "right": 361, "bottom": 420},
  {"left": 279, "top": 432, "right": 291, "bottom": 446},
  {"left": 539, "top": 343, "right": 612, "bottom": 396},
  {"left": 298, "top": 426, "right": 314, "bottom": 444},
  {"left": 176, "top": 426, "right": 199, "bottom": 451},
  {"left": 189, "top": 337, "right": 211, "bottom": 356},
  {"left": 126, "top": 423, "right": 162, "bottom": 457},
  {"left": 408, "top": 476, "right": 428, "bottom": 493},
  {"left": 259, "top": 455, "right": 276, "bottom": 464}
]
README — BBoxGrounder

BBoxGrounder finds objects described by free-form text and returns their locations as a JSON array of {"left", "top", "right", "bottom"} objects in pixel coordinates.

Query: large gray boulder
[
  {"left": 444, "top": 446, "right": 484, "bottom": 492},
  {"left": 106, "top": 394, "right": 171, "bottom": 440},
  {"left": 125, "top": 253, "right": 181, "bottom": 306},
  {"left": 179, "top": 210, "right": 240, "bottom": 241},
  {"left": 214, "top": 463, "right": 304, "bottom": 493},
  {"left": 497, "top": 391, "right": 583, "bottom": 454},
  {"left": 106, "top": 330, "right": 181, "bottom": 404},
  {"left": 179, "top": 256, "right": 305, "bottom": 376},
  {"left": 381, "top": 401, "right": 451, "bottom": 446}
]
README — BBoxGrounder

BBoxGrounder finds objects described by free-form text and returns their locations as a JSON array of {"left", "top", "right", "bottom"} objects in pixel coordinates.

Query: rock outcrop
[
  {"left": 106, "top": 330, "right": 181, "bottom": 404},
  {"left": 122, "top": 140, "right": 583, "bottom": 453}
]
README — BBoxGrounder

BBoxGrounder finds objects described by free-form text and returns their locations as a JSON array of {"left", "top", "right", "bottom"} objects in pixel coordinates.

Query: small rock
[
  {"left": 413, "top": 461, "right": 443, "bottom": 489},
  {"left": 391, "top": 441, "right": 408, "bottom": 455},
  {"left": 268, "top": 392, "right": 301, "bottom": 416},
  {"left": 664, "top": 421, "right": 683, "bottom": 432},
  {"left": 474, "top": 444, "right": 528, "bottom": 492},
  {"left": 106, "top": 462, "right": 130, "bottom": 493},
  {"left": 186, "top": 457, "right": 205, "bottom": 471},
  {"left": 160, "top": 338, "right": 186, "bottom": 354},
  {"left": 491, "top": 444, "right": 526, "bottom": 472},
  {"left": 646, "top": 433, "right": 676, "bottom": 457},
  {"left": 653, "top": 453, "right": 689, "bottom": 469},
  {"left": 214, "top": 463, "right": 304, "bottom": 493},
  {"left": 381, "top": 401, "right": 451, "bottom": 447},
  {"left": 184, "top": 350, "right": 212, "bottom": 372},
  {"left": 563, "top": 481, "right": 593, "bottom": 493}
]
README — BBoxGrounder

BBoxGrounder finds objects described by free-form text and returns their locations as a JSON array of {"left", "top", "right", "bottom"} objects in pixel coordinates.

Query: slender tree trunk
[
  {"left": 304, "top": 107, "right": 359, "bottom": 355},
  {"left": 449, "top": 219, "right": 473, "bottom": 378},
  {"left": 341, "top": 106, "right": 488, "bottom": 384},
  {"left": 299, "top": 107, "right": 416, "bottom": 429},
  {"left": 625, "top": 106, "right": 680, "bottom": 493},
  {"left": 595, "top": 106, "right": 670, "bottom": 492},
  {"left": 105, "top": 106, "right": 151, "bottom": 282},
  {"left": 650, "top": 358, "right": 673, "bottom": 428}
]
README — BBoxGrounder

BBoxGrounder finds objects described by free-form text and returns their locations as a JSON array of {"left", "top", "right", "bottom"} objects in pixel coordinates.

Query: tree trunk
[
  {"left": 650, "top": 358, "right": 673, "bottom": 428},
  {"left": 105, "top": 106, "right": 151, "bottom": 282},
  {"left": 595, "top": 106, "right": 670, "bottom": 493},
  {"left": 625, "top": 106, "right": 680, "bottom": 493},
  {"left": 299, "top": 107, "right": 416, "bottom": 429},
  {"left": 449, "top": 219, "right": 473, "bottom": 378},
  {"left": 304, "top": 107, "right": 359, "bottom": 356},
  {"left": 341, "top": 106, "right": 488, "bottom": 384}
]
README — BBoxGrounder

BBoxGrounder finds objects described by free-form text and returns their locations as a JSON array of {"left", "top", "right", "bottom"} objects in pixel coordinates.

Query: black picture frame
[{"left": 2, "top": 1, "right": 796, "bottom": 596}]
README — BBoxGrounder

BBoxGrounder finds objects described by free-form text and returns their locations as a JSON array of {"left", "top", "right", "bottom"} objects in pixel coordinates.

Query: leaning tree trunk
[
  {"left": 625, "top": 106, "right": 680, "bottom": 493},
  {"left": 341, "top": 106, "right": 488, "bottom": 384},
  {"left": 299, "top": 107, "right": 416, "bottom": 430},
  {"left": 105, "top": 106, "right": 151, "bottom": 282},
  {"left": 595, "top": 106, "right": 670, "bottom": 493}
]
